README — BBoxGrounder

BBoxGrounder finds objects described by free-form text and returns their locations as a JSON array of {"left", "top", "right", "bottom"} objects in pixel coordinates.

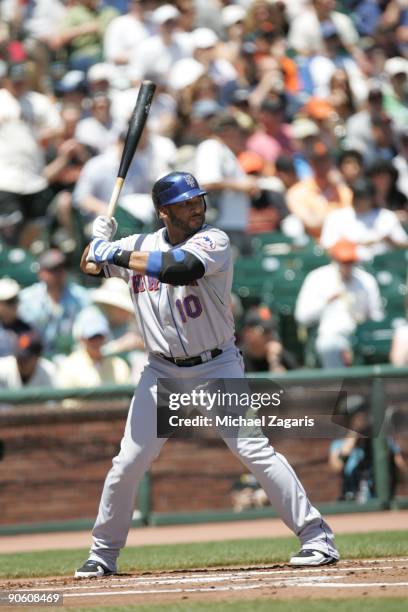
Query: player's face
[{"left": 162, "top": 196, "right": 206, "bottom": 238}]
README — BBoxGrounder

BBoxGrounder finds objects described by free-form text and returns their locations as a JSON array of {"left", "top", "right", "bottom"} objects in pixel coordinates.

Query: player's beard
[{"left": 166, "top": 208, "right": 205, "bottom": 238}]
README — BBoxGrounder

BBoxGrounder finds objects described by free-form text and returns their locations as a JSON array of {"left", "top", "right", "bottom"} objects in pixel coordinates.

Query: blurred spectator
[
  {"left": 394, "top": 128, "right": 408, "bottom": 200},
  {"left": 103, "top": 0, "right": 149, "bottom": 73},
  {"left": 246, "top": 95, "right": 295, "bottom": 167},
  {"left": 320, "top": 178, "right": 408, "bottom": 261},
  {"left": 337, "top": 149, "right": 364, "bottom": 188},
  {"left": 367, "top": 159, "right": 407, "bottom": 217},
  {"left": 286, "top": 142, "right": 352, "bottom": 239},
  {"left": 231, "top": 473, "right": 268, "bottom": 513},
  {"left": 295, "top": 239, "right": 383, "bottom": 368},
  {"left": 73, "top": 127, "right": 175, "bottom": 226},
  {"left": 54, "top": 0, "right": 118, "bottom": 72},
  {"left": 45, "top": 103, "right": 93, "bottom": 252},
  {"left": 91, "top": 276, "right": 144, "bottom": 356},
  {"left": 54, "top": 70, "right": 88, "bottom": 110},
  {"left": 18, "top": 249, "right": 90, "bottom": 357},
  {"left": 75, "top": 91, "right": 119, "bottom": 154},
  {"left": 219, "top": 4, "right": 246, "bottom": 65},
  {"left": 57, "top": 307, "right": 130, "bottom": 388},
  {"left": 0, "top": 279, "right": 30, "bottom": 358},
  {"left": 239, "top": 308, "right": 298, "bottom": 373},
  {"left": 289, "top": 117, "right": 320, "bottom": 180},
  {"left": 382, "top": 57, "right": 408, "bottom": 129},
  {"left": 329, "top": 396, "right": 407, "bottom": 502},
  {"left": 288, "top": 0, "right": 367, "bottom": 73},
  {"left": 238, "top": 150, "right": 290, "bottom": 234},
  {"left": 0, "top": 329, "right": 56, "bottom": 389},
  {"left": 345, "top": 86, "right": 384, "bottom": 162},
  {"left": 195, "top": 112, "right": 255, "bottom": 254},
  {"left": 128, "top": 4, "right": 191, "bottom": 84},
  {"left": 390, "top": 297, "right": 408, "bottom": 367}
]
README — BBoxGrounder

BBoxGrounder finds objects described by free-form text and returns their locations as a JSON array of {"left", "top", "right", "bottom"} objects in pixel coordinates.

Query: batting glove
[
  {"left": 87, "top": 239, "right": 120, "bottom": 264},
  {"left": 92, "top": 215, "right": 118, "bottom": 241}
]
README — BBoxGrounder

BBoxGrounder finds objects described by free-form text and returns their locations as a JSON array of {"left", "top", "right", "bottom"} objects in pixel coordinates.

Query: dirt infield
[{"left": 0, "top": 558, "right": 407, "bottom": 608}]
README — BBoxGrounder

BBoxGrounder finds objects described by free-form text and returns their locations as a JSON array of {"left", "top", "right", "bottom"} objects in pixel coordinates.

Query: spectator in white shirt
[
  {"left": 320, "top": 178, "right": 408, "bottom": 261},
  {"left": 194, "top": 112, "right": 258, "bottom": 254},
  {"left": 73, "top": 128, "right": 175, "bottom": 225},
  {"left": 295, "top": 239, "right": 384, "bottom": 368},
  {"left": 75, "top": 91, "right": 120, "bottom": 155},
  {"left": 0, "top": 329, "right": 56, "bottom": 390},
  {"left": 128, "top": 4, "right": 191, "bottom": 84},
  {"left": 103, "top": 0, "right": 149, "bottom": 69}
]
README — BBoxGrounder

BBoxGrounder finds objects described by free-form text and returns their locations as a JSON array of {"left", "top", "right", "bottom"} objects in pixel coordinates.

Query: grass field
[
  {"left": 0, "top": 530, "right": 407, "bottom": 579},
  {"left": 60, "top": 600, "right": 408, "bottom": 612}
]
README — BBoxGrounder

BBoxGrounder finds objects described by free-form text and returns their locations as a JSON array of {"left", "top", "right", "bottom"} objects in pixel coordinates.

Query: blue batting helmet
[{"left": 152, "top": 172, "right": 207, "bottom": 213}]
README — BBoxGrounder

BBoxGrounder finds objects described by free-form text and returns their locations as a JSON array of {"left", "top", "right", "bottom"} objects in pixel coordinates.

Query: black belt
[{"left": 159, "top": 348, "right": 222, "bottom": 367}]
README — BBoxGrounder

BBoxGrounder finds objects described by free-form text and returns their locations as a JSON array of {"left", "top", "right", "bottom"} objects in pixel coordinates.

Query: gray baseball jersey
[{"left": 105, "top": 224, "right": 235, "bottom": 358}]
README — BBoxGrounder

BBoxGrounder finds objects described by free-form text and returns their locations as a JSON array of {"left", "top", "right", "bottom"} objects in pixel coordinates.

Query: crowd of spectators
[{"left": 0, "top": 0, "right": 408, "bottom": 392}]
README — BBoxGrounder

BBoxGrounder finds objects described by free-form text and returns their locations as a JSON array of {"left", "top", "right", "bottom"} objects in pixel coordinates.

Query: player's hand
[
  {"left": 87, "top": 239, "right": 120, "bottom": 264},
  {"left": 92, "top": 215, "right": 118, "bottom": 241}
]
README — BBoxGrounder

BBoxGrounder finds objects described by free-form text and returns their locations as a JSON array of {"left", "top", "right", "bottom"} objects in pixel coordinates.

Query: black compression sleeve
[{"left": 158, "top": 250, "right": 205, "bottom": 285}]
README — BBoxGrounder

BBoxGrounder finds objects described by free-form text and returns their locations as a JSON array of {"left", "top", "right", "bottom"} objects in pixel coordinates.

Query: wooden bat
[{"left": 85, "top": 80, "right": 156, "bottom": 273}]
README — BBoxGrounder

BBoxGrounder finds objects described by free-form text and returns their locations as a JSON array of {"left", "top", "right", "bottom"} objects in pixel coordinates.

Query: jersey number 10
[{"left": 175, "top": 295, "right": 203, "bottom": 322}]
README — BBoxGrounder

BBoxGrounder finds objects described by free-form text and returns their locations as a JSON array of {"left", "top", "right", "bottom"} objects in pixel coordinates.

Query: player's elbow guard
[{"left": 146, "top": 249, "right": 205, "bottom": 285}]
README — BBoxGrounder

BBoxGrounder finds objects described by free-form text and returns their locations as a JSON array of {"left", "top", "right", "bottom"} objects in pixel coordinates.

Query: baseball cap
[
  {"left": 0, "top": 278, "right": 20, "bottom": 301},
  {"left": 303, "top": 97, "right": 335, "bottom": 120},
  {"left": 291, "top": 118, "right": 319, "bottom": 140},
  {"left": 168, "top": 58, "right": 205, "bottom": 90},
  {"left": 260, "top": 95, "right": 285, "bottom": 114},
  {"left": 238, "top": 150, "right": 265, "bottom": 174},
  {"left": 192, "top": 27, "right": 219, "bottom": 49},
  {"left": 384, "top": 57, "right": 408, "bottom": 78},
  {"left": 7, "top": 62, "right": 29, "bottom": 82},
  {"left": 191, "top": 99, "right": 221, "bottom": 119},
  {"left": 55, "top": 70, "right": 86, "bottom": 94},
  {"left": 329, "top": 239, "right": 358, "bottom": 264},
  {"left": 350, "top": 177, "right": 375, "bottom": 199},
  {"left": 91, "top": 278, "right": 134, "bottom": 314},
  {"left": 152, "top": 4, "right": 180, "bottom": 25},
  {"left": 222, "top": 5, "right": 246, "bottom": 28},
  {"left": 74, "top": 307, "right": 110, "bottom": 340},
  {"left": 243, "top": 307, "right": 276, "bottom": 332},
  {"left": 38, "top": 249, "right": 66, "bottom": 271},
  {"left": 87, "top": 63, "right": 114, "bottom": 84},
  {"left": 16, "top": 330, "right": 44, "bottom": 359}
]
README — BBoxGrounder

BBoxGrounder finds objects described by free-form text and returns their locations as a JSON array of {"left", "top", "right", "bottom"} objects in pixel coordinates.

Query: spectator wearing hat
[
  {"left": 382, "top": 57, "right": 408, "bottom": 130},
  {"left": 194, "top": 112, "right": 257, "bottom": 254},
  {"left": 246, "top": 95, "right": 295, "bottom": 167},
  {"left": 18, "top": 249, "right": 90, "bottom": 357},
  {"left": 0, "top": 329, "right": 56, "bottom": 390},
  {"left": 238, "top": 150, "right": 290, "bottom": 234},
  {"left": 320, "top": 178, "right": 408, "bottom": 261},
  {"left": 53, "top": 0, "right": 118, "bottom": 72},
  {"left": 295, "top": 238, "right": 383, "bottom": 368},
  {"left": 128, "top": 4, "right": 191, "bottom": 84},
  {"left": 56, "top": 307, "right": 130, "bottom": 389},
  {"left": 219, "top": 4, "right": 247, "bottom": 65},
  {"left": 0, "top": 279, "right": 31, "bottom": 358},
  {"left": 286, "top": 142, "right": 352, "bottom": 240},
  {"left": 239, "top": 307, "right": 298, "bottom": 373}
]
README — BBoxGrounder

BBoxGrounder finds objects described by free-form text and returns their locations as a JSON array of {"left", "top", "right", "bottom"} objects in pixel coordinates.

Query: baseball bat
[{"left": 85, "top": 80, "right": 156, "bottom": 273}]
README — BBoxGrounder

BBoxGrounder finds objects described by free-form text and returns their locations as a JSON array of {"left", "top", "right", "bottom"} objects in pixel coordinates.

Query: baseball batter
[{"left": 75, "top": 172, "right": 339, "bottom": 578}]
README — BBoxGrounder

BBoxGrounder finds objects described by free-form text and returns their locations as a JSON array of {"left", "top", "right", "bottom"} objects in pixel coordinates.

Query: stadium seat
[
  {"left": 353, "top": 318, "right": 402, "bottom": 365},
  {"left": 372, "top": 249, "right": 408, "bottom": 282},
  {"left": 0, "top": 242, "right": 39, "bottom": 287}
]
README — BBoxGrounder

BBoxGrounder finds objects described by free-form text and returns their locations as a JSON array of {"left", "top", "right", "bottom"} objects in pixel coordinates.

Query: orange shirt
[{"left": 286, "top": 178, "right": 352, "bottom": 239}]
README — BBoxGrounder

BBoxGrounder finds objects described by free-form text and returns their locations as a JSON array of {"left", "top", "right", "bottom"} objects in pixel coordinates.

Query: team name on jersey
[{"left": 131, "top": 274, "right": 198, "bottom": 294}]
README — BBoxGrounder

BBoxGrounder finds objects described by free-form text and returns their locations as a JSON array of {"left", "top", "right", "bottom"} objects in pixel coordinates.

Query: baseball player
[{"left": 75, "top": 171, "right": 339, "bottom": 578}]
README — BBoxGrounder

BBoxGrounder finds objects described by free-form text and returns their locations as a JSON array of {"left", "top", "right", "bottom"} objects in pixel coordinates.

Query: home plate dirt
[{"left": 1, "top": 558, "right": 407, "bottom": 607}]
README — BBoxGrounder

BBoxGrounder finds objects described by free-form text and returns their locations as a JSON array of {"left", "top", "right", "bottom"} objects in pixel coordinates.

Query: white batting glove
[{"left": 92, "top": 215, "right": 118, "bottom": 241}]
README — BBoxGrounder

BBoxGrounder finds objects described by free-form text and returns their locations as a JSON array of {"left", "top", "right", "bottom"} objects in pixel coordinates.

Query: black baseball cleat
[
  {"left": 289, "top": 549, "right": 338, "bottom": 567},
  {"left": 74, "top": 560, "right": 115, "bottom": 578}
]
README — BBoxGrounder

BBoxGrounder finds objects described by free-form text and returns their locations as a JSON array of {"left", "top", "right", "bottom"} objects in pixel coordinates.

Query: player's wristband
[
  {"left": 112, "top": 249, "right": 132, "bottom": 268},
  {"left": 146, "top": 251, "right": 163, "bottom": 278}
]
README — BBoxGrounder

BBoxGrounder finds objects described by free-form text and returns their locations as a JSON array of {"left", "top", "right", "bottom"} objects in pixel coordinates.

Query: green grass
[
  {"left": 0, "top": 530, "right": 407, "bottom": 579},
  {"left": 58, "top": 600, "right": 408, "bottom": 612}
]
